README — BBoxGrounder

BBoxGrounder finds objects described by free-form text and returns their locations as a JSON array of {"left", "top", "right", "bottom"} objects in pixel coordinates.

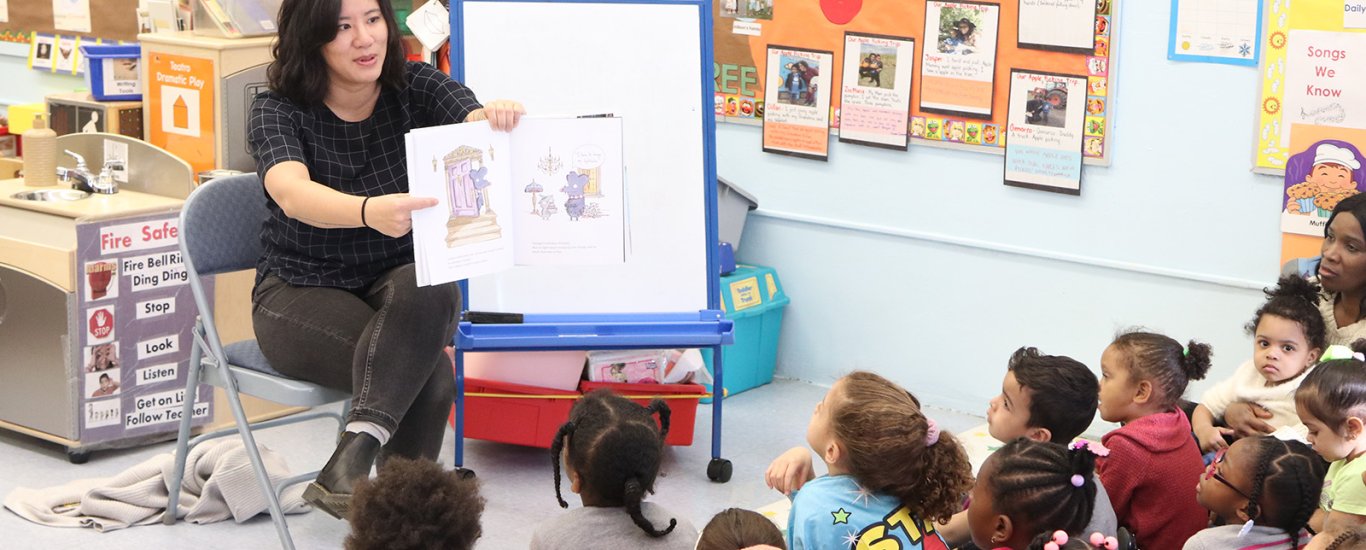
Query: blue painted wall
[{"left": 720, "top": 1, "right": 1288, "bottom": 425}]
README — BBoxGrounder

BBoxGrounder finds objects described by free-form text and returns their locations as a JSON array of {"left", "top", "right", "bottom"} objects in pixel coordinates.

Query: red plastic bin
[
  {"left": 450, "top": 377, "right": 579, "bottom": 448},
  {"left": 579, "top": 381, "right": 706, "bottom": 446}
]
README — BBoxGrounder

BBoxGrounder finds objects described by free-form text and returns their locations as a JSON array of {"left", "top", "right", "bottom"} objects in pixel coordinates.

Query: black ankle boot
[{"left": 303, "top": 431, "right": 380, "bottom": 519}]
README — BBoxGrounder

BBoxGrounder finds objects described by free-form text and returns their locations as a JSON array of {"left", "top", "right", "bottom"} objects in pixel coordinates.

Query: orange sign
[{"left": 147, "top": 53, "right": 215, "bottom": 174}]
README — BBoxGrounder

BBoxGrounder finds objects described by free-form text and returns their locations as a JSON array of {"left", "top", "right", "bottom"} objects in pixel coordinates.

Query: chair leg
[
  {"left": 164, "top": 335, "right": 205, "bottom": 526},
  {"left": 222, "top": 373, "right": 297, "bottom": 550}
]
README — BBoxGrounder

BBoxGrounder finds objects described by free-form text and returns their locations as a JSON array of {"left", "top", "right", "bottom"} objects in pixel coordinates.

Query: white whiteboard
[{"left": 457, "top": 1, "right": 711, "bottom": 314}]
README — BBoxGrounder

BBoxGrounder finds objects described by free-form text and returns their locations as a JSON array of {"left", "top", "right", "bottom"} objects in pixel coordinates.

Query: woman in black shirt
[{"left": 248, "top": 0, "right": 522, "bottom": 519}]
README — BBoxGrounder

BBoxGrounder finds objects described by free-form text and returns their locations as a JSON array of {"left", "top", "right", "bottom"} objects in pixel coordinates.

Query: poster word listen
[
  {"left": 1004, "top": 70, "right": 1087, "bottom": 195},
  {"left": 839, "top": 32, "right": 915, "bottom": 150},
  {"left": 920, "top": 0, "right": 1000, "bottom": 118},
  {"left": 763, "top": 45, "right": 834, "bottom": 160}
]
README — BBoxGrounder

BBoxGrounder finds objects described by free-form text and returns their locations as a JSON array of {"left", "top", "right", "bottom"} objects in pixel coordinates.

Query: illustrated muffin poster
[{"left": 1281, "top": 139, "right": 1365, "bottom": 237}]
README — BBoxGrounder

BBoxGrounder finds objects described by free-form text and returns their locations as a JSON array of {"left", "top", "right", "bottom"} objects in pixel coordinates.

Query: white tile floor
[{"left": 0, "top": 379, "right": 983, "bottom": 549}]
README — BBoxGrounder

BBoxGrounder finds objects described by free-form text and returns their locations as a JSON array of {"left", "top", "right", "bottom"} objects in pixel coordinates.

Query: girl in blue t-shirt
[{"left": 766, "top": 371, "right": 972, "bottom": 550}]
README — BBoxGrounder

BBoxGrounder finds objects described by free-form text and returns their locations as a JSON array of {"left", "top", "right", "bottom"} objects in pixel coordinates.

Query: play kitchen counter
[{"left": 0, "top": 178, "right": 297, "bottom": 462}]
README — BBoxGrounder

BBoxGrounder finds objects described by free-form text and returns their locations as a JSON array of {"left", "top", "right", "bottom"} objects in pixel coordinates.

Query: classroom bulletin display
[
  {"left": 714, "top": 0, "right": 1119, "bottom": 164},
  {"left": 1255, "top": 0, "right": 1366, "bottom": 175}
]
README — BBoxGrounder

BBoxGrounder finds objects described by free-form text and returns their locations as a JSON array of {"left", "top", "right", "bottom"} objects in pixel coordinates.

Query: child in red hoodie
[{"left": 1096, "top": 330, "right": 1212, "bottom": 550}]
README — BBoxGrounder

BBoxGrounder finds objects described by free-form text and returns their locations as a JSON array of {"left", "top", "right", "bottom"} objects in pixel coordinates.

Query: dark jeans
[{"left": 251, "top": 263, "right": 459, "bottom": 461}]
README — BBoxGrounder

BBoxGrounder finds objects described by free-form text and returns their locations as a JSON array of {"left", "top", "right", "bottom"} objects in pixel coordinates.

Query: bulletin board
[
  {"left": 0, "top": 0, "right": 141, "bottom": 42},
  {"left": 713, "top": 0, "right": 1119, "bottom": 165},
  {"left": 1253, "top": 0, "right": 1366, "bottom": 175}
]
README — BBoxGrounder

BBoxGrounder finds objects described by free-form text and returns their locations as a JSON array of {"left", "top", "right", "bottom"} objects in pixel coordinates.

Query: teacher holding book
[{"left": 247, "top": 0, "right": 523, "bottom": 519}]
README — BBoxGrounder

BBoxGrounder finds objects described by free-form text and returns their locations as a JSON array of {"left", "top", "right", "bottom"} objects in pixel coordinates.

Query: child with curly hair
[
  {"left": 344, "top": 457, "right": 485, "bottom": 550},
  {"left": 1184, "top": 436, "right": 1323, "bottom": 549},
  {"left": 1193, "top": 276, "right": 1327, "bottom": 452},
  {"left": 532, "top": 389, "right": 697, "bottom": 549},
  {"left": 766, "top": 371, "right": 973, "bottom": 549},
  {"left": 966, "top": 438, "right": 1105, "bottom": 549},
  {"left": 1096, "top": 330, "right": 1211, "bottom": 549}
]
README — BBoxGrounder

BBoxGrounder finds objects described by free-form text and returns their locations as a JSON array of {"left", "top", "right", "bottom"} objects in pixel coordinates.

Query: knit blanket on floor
[{"left": 3, "top": 440, "right": 309, "bottom": 532}]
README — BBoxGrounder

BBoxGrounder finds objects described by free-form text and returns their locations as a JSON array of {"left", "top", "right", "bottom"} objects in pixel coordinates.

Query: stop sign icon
[{"left": 88, "top": 307, "right": 115, "bottom": 341}]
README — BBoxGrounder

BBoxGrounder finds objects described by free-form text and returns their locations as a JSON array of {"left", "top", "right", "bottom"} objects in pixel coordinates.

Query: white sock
[{"left": 345, "top": 421, "right": 391, "bottom": 446}]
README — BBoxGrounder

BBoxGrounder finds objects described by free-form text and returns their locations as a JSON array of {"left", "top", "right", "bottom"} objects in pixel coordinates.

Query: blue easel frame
[{"left": 448, "top": 0, "right": 736, "bottom": 481}]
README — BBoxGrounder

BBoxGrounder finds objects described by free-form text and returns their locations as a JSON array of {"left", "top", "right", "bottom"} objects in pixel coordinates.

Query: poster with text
[
  {"left": 839, "top": 32, "right": 915, "bottom": 150},
  {"left": 762, "top": 45, "right": 834, "bottom": 160},
  {"left": 1004, "top": 70, "right": 1087, "bottom": 195},
  {"left": 1018, "top": 0, "right": 1096, "bottom": 53},
  {"left": 1281, "top": 140, "right": 1365, "bottom": 236},
  {"left": 919, "top": 0, "right": 999, "bottom": 118},
  {"left": 75, "top": 212, "right": 213, "bottom": 445},
  {"left": 1281, "top": 30, "right": 1366, "bottom": 148},
  {"left": 1168, "top": 0, "right": 1262, "bottom": 66},
  {"left": 147, "top": 52, "right": 216, "bottom": 175}
]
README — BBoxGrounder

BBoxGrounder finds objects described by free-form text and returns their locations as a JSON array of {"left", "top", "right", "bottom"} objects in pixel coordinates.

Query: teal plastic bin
[{"left": 703, "top": 264, "right": 788, "bottom": 402}]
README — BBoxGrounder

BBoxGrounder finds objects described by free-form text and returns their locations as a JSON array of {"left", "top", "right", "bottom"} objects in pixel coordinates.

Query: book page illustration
[
  {"left": 442, "top": 145, "right": 503, "bottom": 247},
  {"left": 511, "top": 117, "right": 626, "bottom": 266}
]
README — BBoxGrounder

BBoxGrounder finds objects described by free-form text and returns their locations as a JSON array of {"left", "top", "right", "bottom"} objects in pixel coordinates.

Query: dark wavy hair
[
  {"left": 1108, "top": 330, "right": 1212, "bottom": 408},
  {"left": 551, "top": 389, "right": 677, "bottom": 538},
  {"left": 1247, "top": 275, "right": 1327, "bottom": 356},
  {"left": 345, "top": 457, "right": 485, "bottom": 550},
  {"left": 1008, "top": 347, "right": 1098, "bottom": 443},
  {"left": 834, "top": 371, "right": 973, "bottom": 524},
  {"left": 985, "top": 438, "right": 1097, "bottom": 548},
  {"left": 268, "top": 0, "right": 407, "bottom": 106}
]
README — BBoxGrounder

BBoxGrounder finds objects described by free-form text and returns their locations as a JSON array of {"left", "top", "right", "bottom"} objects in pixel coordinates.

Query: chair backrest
[{"left": 179, "top": 173, "right": 267, "bottom": 277}]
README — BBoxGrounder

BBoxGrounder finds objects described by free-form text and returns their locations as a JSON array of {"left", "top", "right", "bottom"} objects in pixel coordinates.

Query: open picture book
[{"left": 405, "top": 116, "right": 626, "bottom": 286}]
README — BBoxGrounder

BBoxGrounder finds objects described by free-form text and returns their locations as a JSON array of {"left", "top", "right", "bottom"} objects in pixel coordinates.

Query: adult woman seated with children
[{"left": 249, "top": 0, "right": 1366, "bottom": 547}]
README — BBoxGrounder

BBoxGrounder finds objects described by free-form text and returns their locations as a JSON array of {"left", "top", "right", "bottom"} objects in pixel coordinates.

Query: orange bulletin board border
[{"left": 713, "top": 0, "right": 1118, "bottom": 165}]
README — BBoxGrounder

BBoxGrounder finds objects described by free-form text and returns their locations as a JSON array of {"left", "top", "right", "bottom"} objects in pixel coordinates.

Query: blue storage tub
[
  {"left": 702, "top": 264, "right": 788, "bottom": 401},
  {"left": 81, "top": 44, "right": 142, "bottom": 101}
]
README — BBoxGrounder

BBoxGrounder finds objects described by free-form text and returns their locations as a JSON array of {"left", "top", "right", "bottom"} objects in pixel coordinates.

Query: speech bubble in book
[{"left": 574, "top": 145, "right": 605, "bottom": 170}]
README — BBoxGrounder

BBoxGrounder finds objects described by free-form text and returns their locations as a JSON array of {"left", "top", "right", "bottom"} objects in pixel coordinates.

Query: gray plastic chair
[{"left": 165, "top": 173, "right": 350, "bottom": 550}]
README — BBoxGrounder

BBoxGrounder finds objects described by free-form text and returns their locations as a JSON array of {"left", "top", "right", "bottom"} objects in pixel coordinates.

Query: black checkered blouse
[{"left": 249, "top": 61, "right": 482, "bottom": 289}]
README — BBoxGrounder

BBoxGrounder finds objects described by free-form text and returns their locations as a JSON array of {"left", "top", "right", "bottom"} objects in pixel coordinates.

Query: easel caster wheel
[
  {"left": 707, "top": 458, "right": 732, "bottom": 483},
  {"left": 456, "top": 467, "right": 476, "bottom": 480},
  {"left": 67, "top": 449, "right": 90, "bottom": 464}
]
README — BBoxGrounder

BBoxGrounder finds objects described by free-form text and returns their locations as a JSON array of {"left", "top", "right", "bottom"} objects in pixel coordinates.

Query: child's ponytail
[
  {"left": 1110, "top": 330, "right": 1212, "bottom": 407},
  {"left": 550, "top": 420, "right": 577, "bottom": 508},
  {"left": 1179, "top": 340, "right": 1213, "bottom": 382},
  {"left": 835, "top": 372, "right": 973, "bottom": 524},
  {"left": 624, "top": 476, "right": 677, "bottom": 538},
  {"left": 646, "top": 398, "right": 671, "bottom": 442}
]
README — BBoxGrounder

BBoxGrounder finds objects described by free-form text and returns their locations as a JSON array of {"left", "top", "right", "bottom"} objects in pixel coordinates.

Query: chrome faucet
[{"left": 57, "top": 150, "right": 122, "bottom": 195}]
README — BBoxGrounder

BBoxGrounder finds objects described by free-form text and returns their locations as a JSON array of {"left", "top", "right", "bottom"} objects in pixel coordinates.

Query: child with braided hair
[
  {"left": 765, "top": 371, "right": 973, "bottom": 549},
  {"left": 965, "top": 438, "right": 1104, "bottom": 549},
  {"left": 530, "top": 389, "right": 697, "bottom": 549},
  {"left": 1184, "top": 436, "right": 1324, "bottom": 549},
  {"left": 1294, "top": 341, "right": 1366, "bottom": 544}
]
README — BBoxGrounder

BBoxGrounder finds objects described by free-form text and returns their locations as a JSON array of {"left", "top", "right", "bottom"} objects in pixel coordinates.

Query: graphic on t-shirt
[
  {"left": 440, "top": 145, "right": 504, "bottom": 247},
  {"left": 832, "top": 507, "right": 851, "bottom": 524}
]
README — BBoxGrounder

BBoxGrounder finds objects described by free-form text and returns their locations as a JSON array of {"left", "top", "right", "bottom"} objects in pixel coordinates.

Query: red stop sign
[{"left": 89, "top": 308, "right": 114, "bottom": 340}]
